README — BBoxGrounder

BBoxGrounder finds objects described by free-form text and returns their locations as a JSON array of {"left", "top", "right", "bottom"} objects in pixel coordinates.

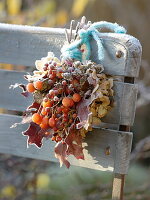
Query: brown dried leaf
[
  {"left": 55, "top": 142, "right": 70, "bottom": 168},
  {"left": 65, "top": 132, "right": 84, "bottom": 160}
]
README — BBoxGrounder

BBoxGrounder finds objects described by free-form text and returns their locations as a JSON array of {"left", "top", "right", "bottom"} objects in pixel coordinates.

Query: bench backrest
[{"left": 0, "top": 23, "right": 142, "bottom": 174}]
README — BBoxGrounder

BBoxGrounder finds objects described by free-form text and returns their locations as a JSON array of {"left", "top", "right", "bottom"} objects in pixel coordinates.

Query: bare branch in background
[
  {"left": 136, "top": 60, "right": 150, "bottom": 108},
  {"left": 131, "top": 136, "right": 150, "bottom": 162}
]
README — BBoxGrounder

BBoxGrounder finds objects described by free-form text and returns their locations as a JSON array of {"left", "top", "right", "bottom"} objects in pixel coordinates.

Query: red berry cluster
[{"left": 26, "top": 60, "right": 83, "bottom": 143}]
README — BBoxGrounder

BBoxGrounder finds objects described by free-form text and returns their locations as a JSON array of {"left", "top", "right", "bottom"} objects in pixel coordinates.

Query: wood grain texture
[
  {"left": 0, "top": 70, "right": 138, "bottom": 126},
  {"left": 0, "top": 70, "right": 33, "bottom": 112},
  {"left": 0, "top": 23, "right": 142, "bottom": 77},
  {"left": 0, "top": 114, "right": 132, "bottom": 173},
  {"left": 112, "top": 174, "right": 125, "bottom": 200},
  {"left": 114, "top": 131, "right": 133, "bottom": 174}
]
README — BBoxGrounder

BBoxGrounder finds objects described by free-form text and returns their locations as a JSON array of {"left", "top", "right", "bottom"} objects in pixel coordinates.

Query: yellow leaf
[
  {"left": 55, "top": 10, "right": 68, "bottom": 26},
  {"left": 43, "top": 0, "right": 56, "bottom": 14},
  {"left": 97, "top": 105, "right": 108, "bottom": 118},
  {"left": 0, "top": 108, "right": 5, "bottom": 114},
  {"left": 7, "top": 0, "right": 22, "bottom": 16},
  {"left": 100, "top": 96, "right": 110, "bottom": 106},
  {"left": 34, "top": 0, "right": 56, "bottom": 18},
  {"left": 37, "top": 173, "right": 50, "bottom": 189},
  {"left": 71, "top": 0, "right": 89, "bottom": 17},
  {"left": 4, "top": 63, "right": 13, "bottom": 70},
  {"left": 1, "top": 185, "right": 16, "bottom": 198},
  {"left": 0, "top": 2, "right": 5, "bottom": 13}
]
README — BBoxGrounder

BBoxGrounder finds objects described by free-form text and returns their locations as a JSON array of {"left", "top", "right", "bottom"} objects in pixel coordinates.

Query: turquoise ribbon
[{"left": 61, "top": 21, "right": 126, "bottom": 62}]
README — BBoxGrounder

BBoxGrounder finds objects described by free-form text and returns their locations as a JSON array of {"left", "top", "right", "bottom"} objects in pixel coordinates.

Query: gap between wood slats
[
  {"left": 0, "top": 114, "right": 132, "bottom": 173},
  {"left": 0, "top": 108, "right": 22, "bottom": 116}
]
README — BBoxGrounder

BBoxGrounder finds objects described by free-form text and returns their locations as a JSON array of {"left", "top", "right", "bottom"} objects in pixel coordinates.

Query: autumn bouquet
[{"left": 11, "top": 17, "right": 126, "bottom": 168}]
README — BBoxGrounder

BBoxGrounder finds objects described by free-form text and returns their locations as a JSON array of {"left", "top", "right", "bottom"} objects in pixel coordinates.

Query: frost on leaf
[
  {"left": 10, "top": 111, "right": 33, "bottom": 128},
  {"left": 76, "top": 98, "right": 92, "bottom": 130},
  {"left": 23, "top": 122, "right": 44, "bottom": 148},
  {"left": 13, "top": 49, "right": 114, "bottom": 169},
  {"left": 65, "top": 131, "right": 84, "bottom": 160},
  {"left": 26, "top": 102, "right": 40, "bottom": 114},
  {"left": 10, "top": 114, "right": 32, "bottom": 128},
  {"left": 54, "top": 142, "right": 70, "bottom": 168}
]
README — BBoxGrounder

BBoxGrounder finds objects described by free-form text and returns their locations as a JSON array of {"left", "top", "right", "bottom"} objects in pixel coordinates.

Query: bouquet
[{"left": 11, "top": 17, "right": 126, "bottom": 168}]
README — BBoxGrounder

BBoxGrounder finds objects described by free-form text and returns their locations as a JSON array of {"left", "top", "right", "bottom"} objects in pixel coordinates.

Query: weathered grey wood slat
[
  {"left": 0, "top": 114, "right": 132, "bottom": 174},
  {"left": 0, "top": 70, "right": 138, "bottom": 126},
  {"left": 0, "top": 70, "right": 33, "bottom": 111},
  {"left": 0, "top": 23, "right": 141, "bottom": 77}
]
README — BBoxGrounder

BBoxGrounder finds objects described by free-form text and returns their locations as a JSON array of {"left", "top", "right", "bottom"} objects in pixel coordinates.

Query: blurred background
[{"left": 0, "top": 0, "right": 150, "bottom": 199}]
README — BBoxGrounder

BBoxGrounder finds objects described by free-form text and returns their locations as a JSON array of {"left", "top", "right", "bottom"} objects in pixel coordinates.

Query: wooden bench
[{"left": 0, "top": 23, "right": 142, "bottom": 200}]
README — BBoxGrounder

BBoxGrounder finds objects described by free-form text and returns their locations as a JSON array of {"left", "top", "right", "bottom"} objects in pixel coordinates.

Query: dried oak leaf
[
  {"left": 22, "top": 122, "right": 44, "bottom": 148},
  {"left": 54, "top": 142, "right": 70, "bottom": 168},
  {"left": 27, "top": 102, "right": 40, "bottom": 114},
  {"left": 76, "top": 80, "right": 103, "bottom": 130},
  {"left": 19, "top": 84, "right": 30, "bottom": 97},
  {"left": 65, "top": 132, "right": 84, "bottom": 160},
  {"left": 76, "top": 98, "right": 92, "bottom": 130}
]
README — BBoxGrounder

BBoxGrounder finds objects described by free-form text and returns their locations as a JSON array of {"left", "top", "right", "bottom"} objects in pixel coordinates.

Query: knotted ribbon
[{"left": 61, "top": 21, "right": 126, "bottom": 62}]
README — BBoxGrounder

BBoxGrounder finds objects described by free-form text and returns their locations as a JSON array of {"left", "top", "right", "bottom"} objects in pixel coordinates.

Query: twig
[
  {"left": 65, "top": 29, "right": 70, "bottom": 44},
  {"left": 69, "top": 20, "right": 75, "bottom": 43},
  {"left": 74, "top": 22, "right": 80, "bottom": 40},
  {"left": 130, "top": 136, "right": 150, "bottom": 162}
]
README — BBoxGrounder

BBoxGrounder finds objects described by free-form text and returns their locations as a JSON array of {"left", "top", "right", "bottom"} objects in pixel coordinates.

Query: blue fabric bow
[{"left": 61, "top": 21, "right": 126, "bottom": 62}]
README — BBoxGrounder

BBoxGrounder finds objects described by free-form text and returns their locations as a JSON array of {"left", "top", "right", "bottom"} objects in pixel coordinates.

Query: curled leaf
[
  {"left": 14, "top": 48, "right": 114, "bottom": 169},
  {"left": 27, "top": 102, "right": 40, "bottom": 113},
  {"left": 23, "top": 122, "right": 44, "bottom": 148},
  {"left": 65, "top": 131, "right": 84, "bottom": 160},
  {"left": 54, "top": 142, "right": 70, "bottom": 168},
  {"left": 76, "top": 98, "right": 92, "bottom": 130}
]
